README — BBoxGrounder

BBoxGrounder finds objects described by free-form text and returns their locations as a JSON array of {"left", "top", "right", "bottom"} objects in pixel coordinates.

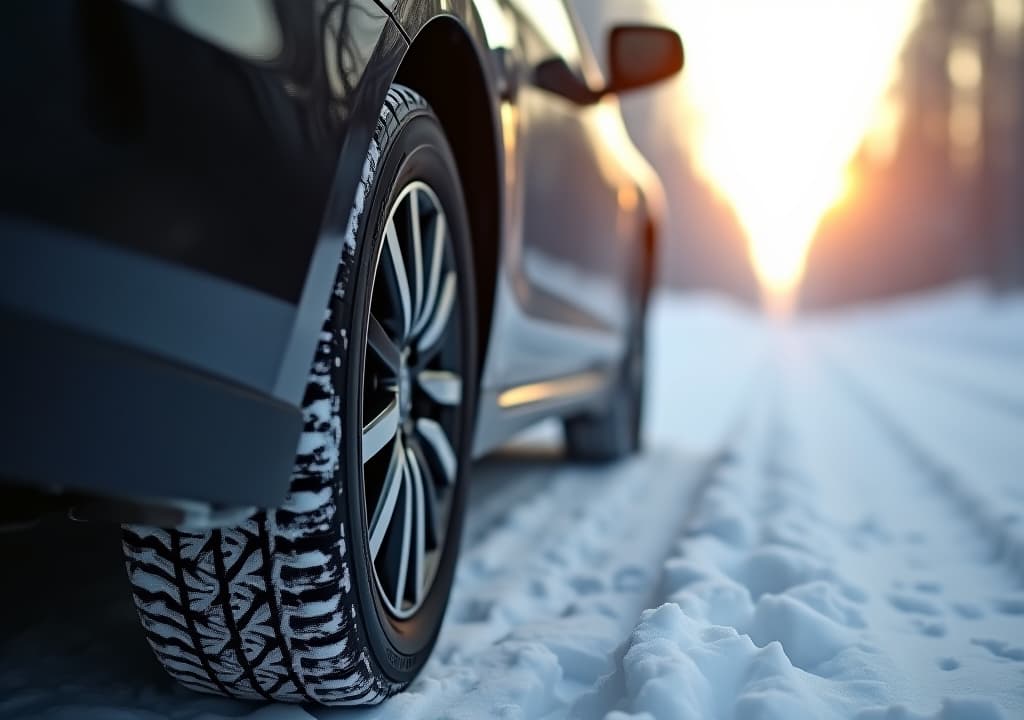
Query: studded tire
[{"left": 121, "top": 85, "right": 477, "bottom": 706}]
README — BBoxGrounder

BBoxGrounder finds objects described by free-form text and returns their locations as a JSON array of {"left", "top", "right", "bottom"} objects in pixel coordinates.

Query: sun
[{"left": 666, "top": 0, "right": 922, "bottom": 313}]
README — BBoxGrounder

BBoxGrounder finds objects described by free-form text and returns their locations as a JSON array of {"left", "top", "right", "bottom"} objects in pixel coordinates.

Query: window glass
[{"left": 509, "top": 0, "right": 581, "bottom": 65}]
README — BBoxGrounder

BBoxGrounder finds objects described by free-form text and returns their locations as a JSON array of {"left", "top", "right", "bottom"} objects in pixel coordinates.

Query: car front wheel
[{"left": 121, "top": 85, "right": 476, "bottom": 706}]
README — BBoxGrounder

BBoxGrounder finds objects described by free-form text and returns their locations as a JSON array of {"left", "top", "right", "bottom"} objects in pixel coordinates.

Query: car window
[
  {"left": 507, "top": 0, "right": 605, "bottom": 89},
  {"left": 507, "top": 0, "right": 581, "bottom": 66},
  {"left": 563, "top": 1, "right": 605, "bottom": 89}
]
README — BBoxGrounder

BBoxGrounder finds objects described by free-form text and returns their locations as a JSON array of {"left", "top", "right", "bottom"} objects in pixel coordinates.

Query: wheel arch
[
  {"left": 392, "top": 16, "right": 502, "bottom": 387},
  {"left": 641, "top": 213, "right": 658, "bottom": 304},
  {"left": 631, "top": 153, "right": 666, "bottom": 304}
]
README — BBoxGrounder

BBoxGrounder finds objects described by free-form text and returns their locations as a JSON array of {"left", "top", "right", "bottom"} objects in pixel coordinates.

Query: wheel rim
[{"left": 361, "top": 181, "right": 463, "bottom": 620}]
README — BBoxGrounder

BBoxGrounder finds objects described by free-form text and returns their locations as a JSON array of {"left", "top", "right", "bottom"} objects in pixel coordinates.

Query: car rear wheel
[
  {"left": 564, "top": 280, "right": 647, "bottom": 463},
  {"left": 121, "top": 85, "right": 476, "bottom": 706}
]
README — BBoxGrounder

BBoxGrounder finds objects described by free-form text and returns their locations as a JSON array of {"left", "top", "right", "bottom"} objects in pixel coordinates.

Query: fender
[{"left": 289, "top": 0, "right": 508, "bottom": 406}]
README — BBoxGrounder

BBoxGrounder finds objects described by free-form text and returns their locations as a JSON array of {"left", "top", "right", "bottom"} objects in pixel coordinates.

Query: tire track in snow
[
  {"left": 834, "top": 332, "right": 1024, "bottom": 417},
  {"left": 801, "top": 340, "right": 1024, "bottom": 714},
  {"left": 573, "top": 380, "right": 889, "bottom": 719},
  {"left": 575, "top": 340, "right": 1022, "bottom": 720},
  {"left": 821, "top": 340, "right": 1024, "bottom": 583}
]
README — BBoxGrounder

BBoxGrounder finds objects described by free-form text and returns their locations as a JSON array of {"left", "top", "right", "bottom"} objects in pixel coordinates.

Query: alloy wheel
[{"left": 361, "top": 181, "right": 464, "bottom": 620}]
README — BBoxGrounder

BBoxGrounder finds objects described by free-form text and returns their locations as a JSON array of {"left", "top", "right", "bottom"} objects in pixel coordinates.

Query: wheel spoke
[
  {"left": 417, "top": 271, "right": 456, "bottom": 354},
  {"left": 410, "top": 189, "right": 425, "bottom": 329},
  {"left": 367, "top": 313, "right": 401, "bottom": 373},
  {"left": 413, "top": 213, "right": 446, "bottom": 338},
  {"left": 393, "top": 465, "right": 414, "bottom": 610},
  {"left": 417, "top": 370, "right": 462, "bottom": 406},
  {"left": 416, "top": 417, "right": 457, "bottom": 485},
  {"left": 369, "top": 437, "right": 405, "bottom": 559},
  {"left": 405, "top": 445, "right": 427, "bottom": 605},
  {"left": 385, "top": 219, "right": 412, "bottom": 340},
  {"left": 362, "top": 396, "right": 399, "bottom": 462},
  {"left": 408, "top": 439, "right": 443, "bottom": 548}
]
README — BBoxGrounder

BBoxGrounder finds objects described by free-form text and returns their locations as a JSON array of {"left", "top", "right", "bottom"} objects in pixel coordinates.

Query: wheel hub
[{"left": 398, "top": 353, "right": 413, "bottom": 420}]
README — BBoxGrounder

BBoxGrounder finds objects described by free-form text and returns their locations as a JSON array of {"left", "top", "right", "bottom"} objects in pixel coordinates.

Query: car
[{"left": 0, "top": 0, "right": 682, "bottom": 706}]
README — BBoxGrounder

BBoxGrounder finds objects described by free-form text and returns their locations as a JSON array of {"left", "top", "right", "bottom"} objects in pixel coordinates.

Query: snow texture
[{"left": 1, "top": 284, "right": 1022, "bottom": 719}]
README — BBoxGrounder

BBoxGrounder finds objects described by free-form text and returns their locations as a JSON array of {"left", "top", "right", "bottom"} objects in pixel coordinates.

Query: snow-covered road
[{"left": 1, "top": 286, "right": 1022, "bottom": 719}]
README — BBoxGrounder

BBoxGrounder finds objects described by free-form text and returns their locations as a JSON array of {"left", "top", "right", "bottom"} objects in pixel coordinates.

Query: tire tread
[{"left": 121, "top": 86, "right": 433, "bottom": 706}]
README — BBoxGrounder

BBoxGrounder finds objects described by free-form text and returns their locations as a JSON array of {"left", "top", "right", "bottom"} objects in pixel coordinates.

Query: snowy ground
[{"left": 1, "top": 284, "right": 1022, "bottom": 719}]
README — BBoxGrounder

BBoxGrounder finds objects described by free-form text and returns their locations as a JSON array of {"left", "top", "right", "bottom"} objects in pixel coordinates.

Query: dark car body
[{"left": 0, "top": 0, "right": 664, "bottom": 520}]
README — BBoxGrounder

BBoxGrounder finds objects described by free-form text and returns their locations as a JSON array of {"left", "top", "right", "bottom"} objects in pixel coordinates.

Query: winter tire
[
  {"left": 564, "top": 266, "right": 648, "bottom": 462},
  {"left": 121, "top": 85, "right": 477, "bottom": 706}
]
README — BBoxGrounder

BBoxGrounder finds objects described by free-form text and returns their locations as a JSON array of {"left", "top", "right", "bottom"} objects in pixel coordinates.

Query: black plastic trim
[
  {"left": 0, "top": 215, "right": 299, "bottom": 403},
  {"left": 0, "top": 309, "right": 301, "bottom": 509}
]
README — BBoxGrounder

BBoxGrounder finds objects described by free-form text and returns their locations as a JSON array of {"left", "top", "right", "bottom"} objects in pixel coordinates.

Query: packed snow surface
[{"left": 1, "top": 284, "right": 1022, "bottom": 719}]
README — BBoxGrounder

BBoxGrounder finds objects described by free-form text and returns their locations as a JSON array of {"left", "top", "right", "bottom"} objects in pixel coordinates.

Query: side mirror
[
  {"left": 532, "top": 25, "right": 684, "bottom": 106},
  {"left": 534, "top": 58, "right": 602, "bottom": 106},
  {"left": 607, "top": 25, "right": 684, "bottom": 94}
]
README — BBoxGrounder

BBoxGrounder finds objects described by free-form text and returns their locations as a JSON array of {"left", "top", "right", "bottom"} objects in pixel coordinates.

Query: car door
[{"left": 483, "top": 0, "right": 641, "bottom": 389}]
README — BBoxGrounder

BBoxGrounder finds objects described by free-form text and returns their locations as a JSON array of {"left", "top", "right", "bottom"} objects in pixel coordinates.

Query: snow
[
  {"left": 581, "top": 298, "right": 1024, "bottom": 719},
  {"left": 645, "top": 293, "right": 767, "bottom": 455},
  {"left": 1, "top": 285, "right": 1022, "bottom": 719}
]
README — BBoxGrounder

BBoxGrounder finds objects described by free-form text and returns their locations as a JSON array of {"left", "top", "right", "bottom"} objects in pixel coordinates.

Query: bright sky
[{"left": 665, "top": 0, "right": 923, "bottom": 312}]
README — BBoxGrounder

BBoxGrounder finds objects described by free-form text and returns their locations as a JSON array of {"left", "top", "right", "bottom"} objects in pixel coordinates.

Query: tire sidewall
[{"left": 338, "top": 109, "right": 476, "bottom": 683}]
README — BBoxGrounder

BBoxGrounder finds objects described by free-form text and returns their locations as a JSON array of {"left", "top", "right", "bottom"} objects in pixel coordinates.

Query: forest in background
[
  {"left": 803, "top": 0, "right": 1024, "bottom": 309},
  {"left": 573, "top": 0, "right": 1024, "bottom": 311}
]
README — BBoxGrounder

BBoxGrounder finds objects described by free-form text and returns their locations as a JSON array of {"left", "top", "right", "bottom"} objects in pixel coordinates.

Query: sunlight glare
[{"left": 667, "top": 1, "right": 922, "bottom": 311}]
